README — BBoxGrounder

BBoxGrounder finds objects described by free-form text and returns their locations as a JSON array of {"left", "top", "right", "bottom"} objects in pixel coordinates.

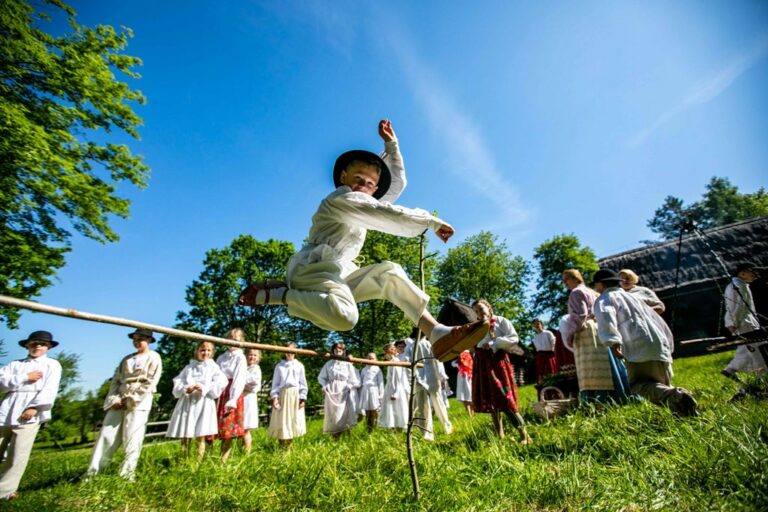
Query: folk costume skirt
[
  {"left": 534, "top": 350, "right": 558, "bottom": 380},
  {"left": 472, "top": 347, "right": 520, "bottom": 414},
  {"left": 243, "top": 391, "right": 259, "bottom": 430},
  {"left": 572, "top": 320, "right": 615, "bottom": 392},
  {"left": 217, "top": 379, "right": 245, "bottom": 439},
  {"left": 166, "top": 394, "right": 218, "bottom": 438},
  {"left": 267, "top": 386, "right": 306, "bottom": 440}
]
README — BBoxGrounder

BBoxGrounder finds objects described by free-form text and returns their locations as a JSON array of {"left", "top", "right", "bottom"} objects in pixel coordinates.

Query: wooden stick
[{"left": 0, "top": 295, "right": 412, "bottom": 368}]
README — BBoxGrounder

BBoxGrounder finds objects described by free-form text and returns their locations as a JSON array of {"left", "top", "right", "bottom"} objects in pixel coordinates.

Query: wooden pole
[{"left": 0, "top": 295, "right": 412, "bottom": 368}]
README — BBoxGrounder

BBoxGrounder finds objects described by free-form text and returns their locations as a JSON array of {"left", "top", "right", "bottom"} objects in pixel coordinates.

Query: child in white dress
[
  {"left": 358, "top": 353, "right": 385, "bottom": 432},
  {"left": 318, "top": 342, "right": 360, "bottom": 436},
  {"left": 166, "top": 341, "right": 227, "bottom": 459},
  {"left": 242, "top": 348, "right": 262, "bottom": 454},
  {"left": 378, "top": 343, "right": 411, "bottom": 430}
]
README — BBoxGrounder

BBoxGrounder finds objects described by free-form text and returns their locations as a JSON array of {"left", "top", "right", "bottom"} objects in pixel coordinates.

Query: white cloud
[
  {"left": 627, "top": 33, "right": 768, "bottom": 149},
  {"left": 381, "top": 28, "right": 531, "bottom": 226}
]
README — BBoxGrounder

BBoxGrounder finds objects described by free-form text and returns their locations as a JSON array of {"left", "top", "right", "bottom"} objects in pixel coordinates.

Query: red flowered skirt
[
  {"left": 217, "top": 379, "right": 245, "bottom": 439},
  {"left": 535, "top": 351, "right": 558, "bottom": 379},
  {"left": 472, "top": 347, "right": 519, "bottom": 413}
]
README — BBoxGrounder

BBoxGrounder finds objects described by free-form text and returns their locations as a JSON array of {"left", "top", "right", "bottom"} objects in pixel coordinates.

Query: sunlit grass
[{"left": 6, "top": 352, "right": 767, "bottom": 511}]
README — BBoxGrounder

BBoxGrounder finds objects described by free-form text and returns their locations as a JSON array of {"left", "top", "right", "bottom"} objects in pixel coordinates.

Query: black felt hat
[
  {"left": 734, "top": 261, "right": 759, "bottom": 276},
  {"left": 127, "top": 328, "right": 156, "bottom": 343},
  {"left": 592, "top": 268, "right": 621, "bottom": 286},
  {"left": 333, "top": 150, "right": 391, "bottom": 200},
  {"left": 18, "top": 330, "right": 59, "bottom": 348}
]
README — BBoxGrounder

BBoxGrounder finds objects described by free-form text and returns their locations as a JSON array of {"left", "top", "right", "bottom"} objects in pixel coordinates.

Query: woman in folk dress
[
  {"left": 215, "top": 328, "right": 248, "bottom": 462},
  {"left": 357, "top": 353, "right": 385, "bottom": 432},
  {"left": 318, "top": 342, "right": 361, "bottom": 436},
  {"left": 242, "top": 348, "right": 262, "bottom": 454},
  {"left": 166, "top": 341, "right": 227, "bottom": 459},
  {"left": 268, "top": 342, "right": 308, "bottom": 449}
]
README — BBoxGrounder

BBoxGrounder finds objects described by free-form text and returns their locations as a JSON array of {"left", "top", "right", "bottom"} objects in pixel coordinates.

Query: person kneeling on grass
[
  {"left": 592, "top": 269, "right": 698, "bottom": 417},
  {"left": 238, "top": 119, "right": 489, "bottom": 364},
  {"left": 166, "top": 341, "right": 228, "bottom": 460},
  {"left": 0, "top": 331, "right": 62, "bottom": 501}
]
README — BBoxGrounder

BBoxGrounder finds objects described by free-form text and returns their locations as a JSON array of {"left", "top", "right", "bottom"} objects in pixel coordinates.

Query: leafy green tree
[
  {"left": 531, "top": 234, "right": 598, "bottom": 322},
  {"left": 154, "top": 236, "right": 306, "bottom": 414},
  {"left": 647, "top": 177, "right": 768, "bottom": 241},
  {"left": 436, "top": 231, "right": 530, "bottom": 331},
  {"left": 335, "top": 230, "right": 440, "bottom": 358},
  {"left": 0, "top": 0, "right": 148, "bottom": 327}
]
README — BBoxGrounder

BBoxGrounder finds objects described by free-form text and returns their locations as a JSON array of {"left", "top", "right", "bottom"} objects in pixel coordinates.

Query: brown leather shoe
[
  {"left": 237, "top": 280, "right": 288, "bottom": 307},
  {"left": 431, "top": 320, "right": 490, "bottom": 362}
]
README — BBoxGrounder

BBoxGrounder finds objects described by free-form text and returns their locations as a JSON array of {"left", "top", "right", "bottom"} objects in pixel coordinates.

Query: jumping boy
[{"left": 239, "top": 120, "right": 487, "bottom": 360}]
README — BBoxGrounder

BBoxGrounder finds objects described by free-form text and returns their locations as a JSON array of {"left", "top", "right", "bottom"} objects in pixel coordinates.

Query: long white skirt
[
  {"left": 378, "top": 375, "right": 410, "bottom": 429},
  {"left": 166, "top": 394, "right": 218, "bottom": 438},
  {"left": 243, "top": 391, "right": 259, "bottom": 430},
  {"left": 322, "top": 381, "right": 358, "bottom": 434},
  {"left": 267, "top": 387, "right": 306, "bottom": 440},
  {"left": 455, "top": 374, "right": 472, "bottom": 402},
  {"left": 358, "top": 384, "right": 382, "bottom": 412}
]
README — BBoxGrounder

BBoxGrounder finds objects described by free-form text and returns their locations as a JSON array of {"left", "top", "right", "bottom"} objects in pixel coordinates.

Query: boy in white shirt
[
  {"left": 238, "top": 119, "right": 488, "bottom": 361},
  {"left": 0, "top": 330, "right": 62, "bottom": 501}
]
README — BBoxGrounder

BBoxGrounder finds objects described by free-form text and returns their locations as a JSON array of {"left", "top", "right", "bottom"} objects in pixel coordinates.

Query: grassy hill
[{"left": 5, "top": 351, "right": 767, "bottom": 511}]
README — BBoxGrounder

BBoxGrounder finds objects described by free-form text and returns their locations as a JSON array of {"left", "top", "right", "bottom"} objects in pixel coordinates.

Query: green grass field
[{"left": 5, "top": 352, "right": 767, "bottom": 511}]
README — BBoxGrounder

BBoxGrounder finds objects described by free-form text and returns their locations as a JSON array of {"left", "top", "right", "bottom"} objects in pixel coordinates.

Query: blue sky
[{"left": 2, "top": 0, "right": 767, "bottom": 392}]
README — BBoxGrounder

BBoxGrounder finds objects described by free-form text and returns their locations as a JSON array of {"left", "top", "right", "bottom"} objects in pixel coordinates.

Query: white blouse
[
  {"left": 270, "top": 359, "right": 308, "bottom": 400},
  {"left": 216, "top": 349, "right": 247, "bottom": 408},
  {"left": 0, "top": 355, "right": 62, "bottom": 426}
]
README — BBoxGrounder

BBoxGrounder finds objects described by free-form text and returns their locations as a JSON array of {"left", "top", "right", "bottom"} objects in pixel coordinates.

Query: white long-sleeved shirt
[
  {"left": 594, "top": 287, "right": 674, "bottom": 364},
  {"left": 171, "top": 359, "right": 228, "bottom": 400},
  {"left": 724, "top": 277, "right": 760, "bottom": 334},
  {"left": 104, "top": 350, "right": 162, "bottom": 411},
  {"left": 413, "top": 338, "right": 445, "bottom": 393},
  {"left": 270, "top": 359, "right": 308, "bottom": 400},
  {"left": 216, "top": 349, "right": 247, "bottom": 409},
  {"left": 359, "top": 365, "right": 384, "bottom": 394},
  {"left": 532, "top": 331, "right": 556, "bottom": 352},
  {"left": 0, "top": 355, "right": 62, "bottom": 426},
  {"left": 476, "top": 316, "right": 520, "bottom": 352},
  {"left": 244, "top": 365, "right": 262, "bottom": 395},
  {"left": 287, "top": 141, "right": 444, "bottom": 278},
  {"left": 627, "top": 285, "right": 665, "bottom": 313},
  {"left": 318, "top": 359, "right": 360, "bottom": 390}
]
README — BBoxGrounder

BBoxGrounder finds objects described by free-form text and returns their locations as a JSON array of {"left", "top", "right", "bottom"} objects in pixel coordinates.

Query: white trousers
[
  {"left": 287, "top": 259, "right": 428, "bottom": 331},
  {"left": 414, "top": 388, "right": 452, "bottom": 441},
  {"left": 725, "top": 342, "right": 767, "bottom": 374},
  {"left": 0, "top": 422, "right": 40, "bottom": 498},
  {"left": 87, "top": 408, "right": 150, "bottom": 479}
]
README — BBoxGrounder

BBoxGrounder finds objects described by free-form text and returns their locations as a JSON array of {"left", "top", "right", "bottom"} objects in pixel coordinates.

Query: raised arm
[{"left": 378, "top": 119, "right": 407, "bottom": 203}]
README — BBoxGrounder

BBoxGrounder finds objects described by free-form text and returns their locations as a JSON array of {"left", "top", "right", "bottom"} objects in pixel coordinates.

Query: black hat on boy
[
  {"left": 18, "top": 330, "right": 59, "bottom": 348},
  {"left": 127, "top": 328, "right": 156, "bottom": 343},
  {"left": 591, "top": 268, "right": 621, "bottom": 286},
  {"left": 733, "top": 262, "right": 759, "bottom": 277},
  {"left": 333, "top": 150, "right": 391, "bottom": 200}
]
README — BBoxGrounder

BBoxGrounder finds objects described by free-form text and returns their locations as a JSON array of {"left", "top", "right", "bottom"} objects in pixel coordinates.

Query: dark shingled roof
[{"left": 598, "top": 216, "right": 768, "bottom": 292}]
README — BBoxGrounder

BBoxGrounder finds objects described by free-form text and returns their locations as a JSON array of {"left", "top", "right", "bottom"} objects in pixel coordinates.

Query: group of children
[{"left": 2, "top": 118, "right": 764, "bottom": 500}]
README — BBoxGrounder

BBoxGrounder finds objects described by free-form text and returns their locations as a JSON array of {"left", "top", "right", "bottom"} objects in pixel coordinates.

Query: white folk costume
[
  {"left": 358, "top": 365, "right": 384, "bottom": 412},
  {"left": 166, "top": 359, "right": 227, "bottom": 438},
  {"left": 88, "top": 350, "right": 162, "bottom": 479},
  {"left": 318, "top": 359, "right": 360, "bottom": 434},
  {"left": 413, "top": 338, "right": 452, "bottom": 440},
  {"left": 268, "top": 359, "right": 308, "bottom": 440},
  {"left": 378, "top": 352, "right": 411, "bottom": 429},
  {"left": 215, "top": 349, "right": 247, "bottom": 439},
  {"left": 284, "top": 140, "right": 445, "bottom": 332},
  {"left": 243, "top": 364, "right": 263, "bottom": 430},
  {"left": 593, "top": 286, "right": 693, "bottom": 413},
  {"left": 723, "top": 276, "right": 766, "bottom": 374},
  {"left": 627, "top": 285, "right": 666, "bottom": 313},
  {"left": 452, "top": 351, "right": 473, "bottom": 402},
  {"left": 0, "top": 354, "right": 61, "bottom": 499}
]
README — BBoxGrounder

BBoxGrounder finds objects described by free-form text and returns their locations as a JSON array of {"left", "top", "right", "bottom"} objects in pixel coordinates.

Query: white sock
[
  {"left": 428, "top": 324, "right": 452, "bottom": 343},
  {"left": 256, "top": 287, "right": 288, "bottom": 305}
]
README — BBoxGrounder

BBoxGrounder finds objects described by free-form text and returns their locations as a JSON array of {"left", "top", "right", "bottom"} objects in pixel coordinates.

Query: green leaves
[{"left": 0, "top": 0, "right": 148, "bottom": 327}]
